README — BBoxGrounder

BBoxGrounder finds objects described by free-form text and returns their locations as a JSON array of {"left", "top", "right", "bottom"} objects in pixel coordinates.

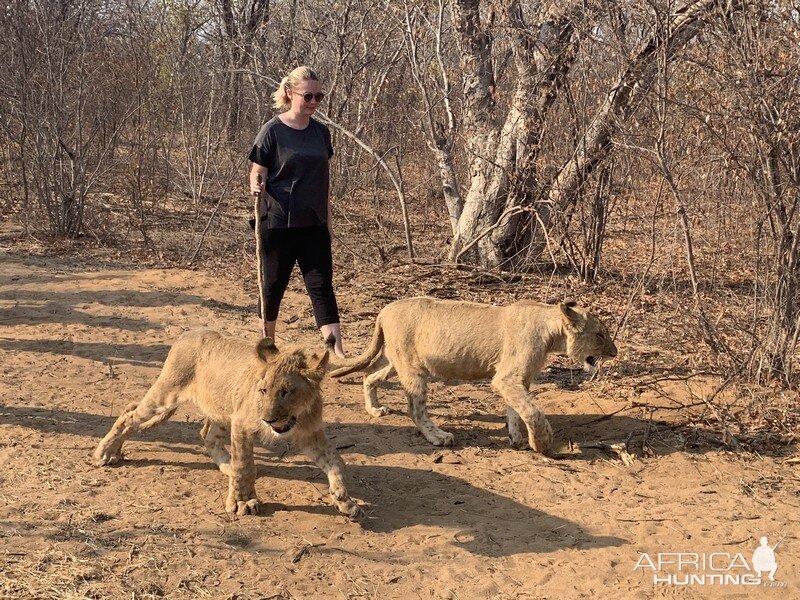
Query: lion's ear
[
  {"left": 560, "top": 303, "right": 584, "bottom": 330},
  {"left": 305, "top": 350, "right": 330, "bottom": 381},
  {"left": 256, "top": 337, "right": 279, "bottom": 362}
]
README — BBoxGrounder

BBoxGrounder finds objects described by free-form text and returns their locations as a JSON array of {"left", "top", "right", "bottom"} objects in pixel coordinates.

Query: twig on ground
[
  {"left": 632, "top": 370, "right": 715, "bottom": 390},
  {"left": 290, "top": 542, "right": 325, "bottom": 564},
  {"left": 578, "top": 434, "right": 636, "bottom": 466}
]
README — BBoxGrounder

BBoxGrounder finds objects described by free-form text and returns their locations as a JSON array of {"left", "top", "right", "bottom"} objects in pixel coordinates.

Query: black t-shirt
[{"left": 248, "top": 116, "right": 334, "bottom": 229}]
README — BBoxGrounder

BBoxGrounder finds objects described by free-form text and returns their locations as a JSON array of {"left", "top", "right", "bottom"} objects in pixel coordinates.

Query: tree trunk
[
  {"left": 218, "top": 0, "right": 270, "bottom": 137},
  {"left": 449, "top": 1, "right": 582, "bottom": 267},
  {"left": 449, "top": 0, "right": 736, "bottom": 268},
  {"left": 447, "top": 0, "right": 497, "bottom": 262}
]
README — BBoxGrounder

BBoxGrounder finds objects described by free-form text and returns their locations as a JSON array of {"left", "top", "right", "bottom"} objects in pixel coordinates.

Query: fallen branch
[{"left": 577, "top": 432, "right": 636, "bottom": 466}]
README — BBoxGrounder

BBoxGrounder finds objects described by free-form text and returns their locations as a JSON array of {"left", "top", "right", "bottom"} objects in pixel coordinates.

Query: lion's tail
[{"left": 329, "top": 317, "right": 385, "bottom": 378}]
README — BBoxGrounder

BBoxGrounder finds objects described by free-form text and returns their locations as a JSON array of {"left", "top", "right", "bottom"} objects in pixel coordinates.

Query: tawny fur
[
  {"left": 330, "top": 297, "right": 618, "bottom": 454},
  {"left": 94, "top": 329, "right": 362, "bottom": 519}
]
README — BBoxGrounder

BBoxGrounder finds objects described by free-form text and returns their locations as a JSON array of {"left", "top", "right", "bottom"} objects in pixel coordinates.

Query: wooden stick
[
  {"left": 254, "top": 179, "right": 267, "bottom": 337},
  {"left": 578, "top": 434, "right": 636, "bottom": 466}
]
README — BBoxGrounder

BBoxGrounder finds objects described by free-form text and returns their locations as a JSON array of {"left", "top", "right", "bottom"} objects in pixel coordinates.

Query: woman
[{"left": 248, "top": 66, "right": 345, "bottom": 358}]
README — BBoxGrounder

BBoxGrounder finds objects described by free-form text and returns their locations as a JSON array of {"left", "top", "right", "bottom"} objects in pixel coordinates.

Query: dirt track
[{"left": 0, "top": 247, "right": 797, "bottom": 599}]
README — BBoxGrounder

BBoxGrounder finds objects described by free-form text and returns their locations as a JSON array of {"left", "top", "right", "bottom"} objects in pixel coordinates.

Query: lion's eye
[
  {"left": 595, "top": 333, "right": 605, "bottom": 340},
  {"left": 258, "top": 388, "right": 268, "bottom": 395}
]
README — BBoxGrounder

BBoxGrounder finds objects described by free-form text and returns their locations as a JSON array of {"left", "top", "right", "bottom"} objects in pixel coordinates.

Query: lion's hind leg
[
  {"left": 200, "top": 419, "right": 232, "bottom": 476},
  {"left": 363, "top": 357, "right": 394, "bottom": 417},
  {"left": 399, "top": 371, "right": 454, "bottom": 447},
  {"left": 93, "top": 383, "right": 183, "bottom": 466},
  {"left": 492, "top": 374, "right": 552, "bottom": 455}
]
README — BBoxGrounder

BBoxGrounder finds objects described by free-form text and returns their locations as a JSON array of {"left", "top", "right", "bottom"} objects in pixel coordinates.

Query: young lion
[
  {"left": 94, "top": 329, "right": 362, "bottom": 518},
  {"left": 330, "top": 297, "right": 618, "bottom": 454}
]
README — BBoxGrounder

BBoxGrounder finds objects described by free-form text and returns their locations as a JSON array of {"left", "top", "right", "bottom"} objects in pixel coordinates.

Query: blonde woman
[{"left": 248, "top": 66, "right": 345, "bottom": 357}]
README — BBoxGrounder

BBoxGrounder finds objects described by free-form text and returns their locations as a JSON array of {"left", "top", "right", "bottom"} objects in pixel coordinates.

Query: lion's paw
[
  {"left": 366, "top": 405, "right": 390, "bottom": 418},
  {"left": 507, "top": 416, "right": 528, "bottom": 448},
  {"left": 226, "top": 496, "right": 263, "bottom": 516},
  {"left": 93, "top": 446, "right": 123, "bottom": 467},
  {"left": 508, "top": 434, "right": 528, "bottom": 450},
  {"left": 336, "top": 498, "right": 364, "bottom": 520},
  {"left": 529, "top": 420, "right": 554, "bottom": 455},
  {"left": 430, "top": 430, "right": 455, "bottom": 447}
]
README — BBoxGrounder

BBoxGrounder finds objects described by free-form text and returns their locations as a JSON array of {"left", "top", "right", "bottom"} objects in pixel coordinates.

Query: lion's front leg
[
  {"left": 506, "top": 407, "right": 528, "bottom": 449},
  {"left": 492, "top": 374, "right": 553, "bottom": 455},
  {"left": 295, "top": 429, "right": 363, "bottom": 520},
  {"left": 226, "top": 420, "right": 262, "bottom": 516}
]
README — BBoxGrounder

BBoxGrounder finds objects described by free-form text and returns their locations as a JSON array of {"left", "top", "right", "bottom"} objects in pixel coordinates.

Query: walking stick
[{"left": 254, "top": 175, "right": 268, "bottom": 338}]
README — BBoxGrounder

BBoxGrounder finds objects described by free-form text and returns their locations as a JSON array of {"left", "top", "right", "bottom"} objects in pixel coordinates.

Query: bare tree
[
  {"left": 214, "top": 0, "right": 270, "bottom": 135},
  {"left": 443, "top": 0, "right": 741, "bottom": 269},
  {"left": 0, "top": 0, "right": 797, "bottom": 391}
]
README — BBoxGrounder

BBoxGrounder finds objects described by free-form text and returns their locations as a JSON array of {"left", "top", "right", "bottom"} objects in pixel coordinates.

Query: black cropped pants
[{"left": 258, "top": 224, "right": 340, "bottom": 327}]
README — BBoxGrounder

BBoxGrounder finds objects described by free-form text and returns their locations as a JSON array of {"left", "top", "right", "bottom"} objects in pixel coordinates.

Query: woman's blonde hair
[{"left": 272, "top": 66, "right": 320, "bottom": 112}]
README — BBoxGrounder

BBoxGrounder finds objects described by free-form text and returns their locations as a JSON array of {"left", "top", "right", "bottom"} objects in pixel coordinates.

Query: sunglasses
[{"left": 292, "top": 91, "right": 325, "bottom": 103}]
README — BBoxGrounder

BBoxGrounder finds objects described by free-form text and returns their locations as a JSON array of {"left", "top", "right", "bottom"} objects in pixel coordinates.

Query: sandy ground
[{"left": 0, "top": 246, "right": 797, "bottom": 599}]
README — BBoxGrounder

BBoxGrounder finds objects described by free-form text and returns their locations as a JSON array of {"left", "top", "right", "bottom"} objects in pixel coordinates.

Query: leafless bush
[{"left": 1, "top": 1, "right": 135, "bottom": 237}]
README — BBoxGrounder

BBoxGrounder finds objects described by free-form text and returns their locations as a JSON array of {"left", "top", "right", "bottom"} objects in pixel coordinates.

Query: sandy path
[{"left": 0, "top": 248, "right": 796, "bottom": 599}]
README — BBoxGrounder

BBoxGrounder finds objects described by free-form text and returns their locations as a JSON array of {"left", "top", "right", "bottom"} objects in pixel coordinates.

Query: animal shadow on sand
[
  {"left": 329, "top": 370, "right": 763, "bottom": 460},
  {"left": 267, "top": 462, "right": 627, "bottom": 558},
  {"left": 0, "top": 402, "right": 743, "bottom": 466},
  {"left": 0, "top": 405, "right": 628, "bottom": 557}
]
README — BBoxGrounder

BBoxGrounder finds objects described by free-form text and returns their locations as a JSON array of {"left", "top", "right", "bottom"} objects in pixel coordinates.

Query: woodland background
[{"left": 1, "top": 0, "right": 798, "bottom": 396}]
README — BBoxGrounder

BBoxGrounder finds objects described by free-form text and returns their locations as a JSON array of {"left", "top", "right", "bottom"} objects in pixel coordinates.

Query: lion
[
  {"left": 330, "top": 297, "right": 618, "bottom": 454},
  {"left": 93, "top": 329, "right": 362, "bottom": 519}
]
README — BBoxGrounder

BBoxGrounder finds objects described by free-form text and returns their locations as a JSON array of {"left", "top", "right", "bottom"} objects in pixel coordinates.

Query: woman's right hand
[{"left": 249, "top": 163, "right": 267, "bottom": 197}]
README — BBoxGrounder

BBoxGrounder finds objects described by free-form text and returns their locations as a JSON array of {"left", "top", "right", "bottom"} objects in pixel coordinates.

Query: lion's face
[
  {"left": 561, "top": 303, "right": 618, "bottom": 371},
  {"left": 254, "top": 339, "right": 329, "bottom": 435}
]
